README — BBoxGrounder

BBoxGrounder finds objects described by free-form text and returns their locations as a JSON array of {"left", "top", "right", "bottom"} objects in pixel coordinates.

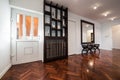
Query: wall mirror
[{"left": 81, "top": 20, "right": 95, "bottom": 44}]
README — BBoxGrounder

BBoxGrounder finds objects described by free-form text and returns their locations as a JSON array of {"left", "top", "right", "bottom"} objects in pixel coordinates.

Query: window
[
  {"left": 17, "top": 14, "right": 23, "bottom": 39},
  {"left": 16, "top": 14, "right": 39, "bottom": 40}
]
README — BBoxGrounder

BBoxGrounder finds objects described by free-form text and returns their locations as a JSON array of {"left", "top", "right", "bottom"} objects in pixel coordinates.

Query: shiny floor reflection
[{"left": 1, "top": 50, "right": 120, "bottom": 80}]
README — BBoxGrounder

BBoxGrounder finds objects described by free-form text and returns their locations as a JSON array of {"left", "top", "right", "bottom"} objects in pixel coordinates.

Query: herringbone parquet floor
[{"left": 1, "top": 50, "right": 120, "bottom": 80}]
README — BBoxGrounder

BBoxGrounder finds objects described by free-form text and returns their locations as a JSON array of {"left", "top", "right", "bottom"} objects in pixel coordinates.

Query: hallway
[{"left": 2, "top": 50, "right": 120, "bottom": 80}]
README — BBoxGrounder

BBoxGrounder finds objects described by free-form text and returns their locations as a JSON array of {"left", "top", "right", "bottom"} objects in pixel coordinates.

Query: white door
[
  {"left": 11, "top": 8, "right": 43, "bottom": 64},
  {"left": 68, "top": 20, "right": 77, "bottom": 55}
]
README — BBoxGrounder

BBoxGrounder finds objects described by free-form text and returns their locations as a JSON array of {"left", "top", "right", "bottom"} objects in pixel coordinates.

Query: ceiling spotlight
[
  {"left": 93, "top": 6, "right": 97, "bottom": 10},
  {"left": 104, "top": 14, "right": 108, "bottom": 17},
  {"left": 92, "top": 3, "right": 101, "bottom": 10},
  {"left": 109, "top": 17, "right": 116, "bottom": 21},
  {"left": 102, "top": 11, "right": 111, "bottom": 17}
]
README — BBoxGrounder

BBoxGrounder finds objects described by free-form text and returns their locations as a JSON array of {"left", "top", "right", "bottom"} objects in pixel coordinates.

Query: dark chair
[
  {"left": 88, "top": 43, "right": 96, "bottom": 54},
  {"left": 94, "top": 44, "right": 100, "bottom": 53},
  {"left": 81, "top": 44, "right": 88, "bottom": 55}
]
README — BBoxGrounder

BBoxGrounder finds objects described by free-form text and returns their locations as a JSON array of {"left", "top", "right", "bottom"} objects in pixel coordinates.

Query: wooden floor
[{"left": 1, "top": 50, "right": 120, "bottom": 80}]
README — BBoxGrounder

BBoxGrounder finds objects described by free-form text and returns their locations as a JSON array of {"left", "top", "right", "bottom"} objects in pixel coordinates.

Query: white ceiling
[{"left": 48, "top": 0, "right": 120, "bottom": 22}]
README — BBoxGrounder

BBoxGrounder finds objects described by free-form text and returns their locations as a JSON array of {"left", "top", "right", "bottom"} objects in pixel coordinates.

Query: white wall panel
[
  {"left": 0, "top": 0, "right": 11, "bottom": 78},
  {"left": 112, "top": 25, "right": 120, "bottom": 49},
  {"left": 101, "top": 19, "right": 120, "bottom": 50}
]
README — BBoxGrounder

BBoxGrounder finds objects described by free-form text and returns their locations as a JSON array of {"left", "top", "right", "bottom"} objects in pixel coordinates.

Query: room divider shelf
[{"left": 44, "top": 0, "right": 68, "bottom": 62}]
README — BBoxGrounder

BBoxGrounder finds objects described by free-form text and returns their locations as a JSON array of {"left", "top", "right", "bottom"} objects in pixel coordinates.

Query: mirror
[{"left": 81, "top": 20, "right": 95, "bottom": 44}]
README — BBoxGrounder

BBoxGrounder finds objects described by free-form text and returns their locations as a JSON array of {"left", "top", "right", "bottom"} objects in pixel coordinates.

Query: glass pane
[
  {"left": 33, "top": 17, "right": 38, "bottom": 37},
  {"left": 52, "top": 30, "right": 56, "bottom": 37},
  {"left": 45, "top": 26, "right": 50, "bottom": 36},
  {"left": 16, "top": 14, "right": 23, "bottom": 39},
  {"left": 57, "top": 31, "right": 61, "bottom": 37},
  {"left": 57, "top": 9, "right": 61, "bottom": 19},
  {"left": 45, "top": 15, "right": 50, "bottom": 24},
  {"left": 26, "top": 16, "right": 31, "bottom": 36},
  {"left": 57, "top": 22, "right": 61, "bottom": 29},
  {"left": 52, "top": 21, "right": 56, "bottom": 28}
]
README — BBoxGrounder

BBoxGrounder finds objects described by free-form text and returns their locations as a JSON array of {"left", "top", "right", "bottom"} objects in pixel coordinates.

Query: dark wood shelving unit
[{"left": 44, "top": 0, "right": 68, "bottom": 62}]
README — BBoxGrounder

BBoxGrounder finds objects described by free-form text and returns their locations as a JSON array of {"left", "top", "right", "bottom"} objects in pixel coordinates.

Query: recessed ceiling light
[
  {"left": 109, "top": 17, "right": 116, "bottom": 21},
  {"left": 93, "top": 6, "right": 97, "bottom": 10},
  {"left": 92, "top": 3, "right": 101, "bottom": 10},
  {"left": 102, "top": 11, "right": 111, "bottom": 17}
]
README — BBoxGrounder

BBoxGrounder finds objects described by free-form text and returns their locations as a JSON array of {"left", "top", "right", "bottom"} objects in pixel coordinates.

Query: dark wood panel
[{"left": 44, "top": 39, "right": 67, "bottom": 62}]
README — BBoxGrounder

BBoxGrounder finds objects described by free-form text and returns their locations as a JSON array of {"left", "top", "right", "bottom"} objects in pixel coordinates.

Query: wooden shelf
[
  {"left": 51, "top": 28, "right": 56, "bottom": 30},
  {"left": 63, "top": 16, "right": 67, "bottom": 19},
  {"left": 44, "top": 0, "right": 68, "bottom": 62},
  {"left": 44, "top": 11, "right": 51, "bottom": 15},
  {"left": 45, "top": 23, "right": 51, "bottom": 26},
  {"left": 52, "top": 18, "right": 62, "bottom": 22}
]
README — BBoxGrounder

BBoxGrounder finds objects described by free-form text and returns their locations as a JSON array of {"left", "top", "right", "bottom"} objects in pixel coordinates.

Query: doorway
[
  {"left": 11, "top": 8, "right": 43, "bottom": 64},
  {"left": 68, "top": 20, "right": 77, "bottom": 55},
  {"left": 112, "top": 24, "right": 120, "bottom": 49}
]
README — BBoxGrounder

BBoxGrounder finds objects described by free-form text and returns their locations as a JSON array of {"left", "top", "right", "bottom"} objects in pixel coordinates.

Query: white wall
[
  {"left": 9, "top": 0, "right": 43, "bottom": 13},
  {"left": 68, "top": 12, "right": 102, "bottom": 54},
  {"left": 0, "top": 0, "right": 11, "bottom": 78},
  {"left": 112, "top": 25, "right": 120, "bottom": 49},
  {"left": 101, "top": 23, "right": 112, "bottom": 50},
  {"left": 101, "top": 19, "right": 120, "bottom": 50}
]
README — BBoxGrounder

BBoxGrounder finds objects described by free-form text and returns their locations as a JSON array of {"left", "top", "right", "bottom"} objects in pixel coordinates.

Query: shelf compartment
[
  {"left": 57, "top": 31, "right": 61, "bottom": 37},
  {"left": 52, "top": 21, "right": 56, "bottom": 28},
  {"left": 51, "top": 30, "right": 56, "bottom": 37},
  {"left": 45, "top": 26, "right": 50, "bottom": 37},
  {"left": 51, "top": 7, "right": 56, "bottom": 19},
  {"left": 45, "top": 15, "right": 50, "bottom": 24},
  {"left": 57, "top": 9, "right": 61, "bottom": 20},
  {"left": 45, "top": 5, "right": 50, "bottom": 12},
  {"left": 57, "top": 22, "right": 61, "bottom": 29},
  {"left": 62, "top": 19, "right": 66, "bottom": 26},
  {"left": 62, "top": 28, "right": 66, "bottom": 37}
]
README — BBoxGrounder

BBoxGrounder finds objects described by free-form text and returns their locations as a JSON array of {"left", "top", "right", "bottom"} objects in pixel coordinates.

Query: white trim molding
[
  {"left": 0, "top": 64, "right": 12, "bottom": 79},
  {"left": 10, "top": 5, "right": 43, "bottom": 15}
]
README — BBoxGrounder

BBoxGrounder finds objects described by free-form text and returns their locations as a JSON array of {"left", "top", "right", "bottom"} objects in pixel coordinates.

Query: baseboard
[
  {"left": 100, "top": 48, "right": 112, "bottom": 51},
  {"left": 0, "top": 64, "right": 12, "bottom": 79},
  {"left": 112, "top": 48, "right": 120, "bottom": 50}
]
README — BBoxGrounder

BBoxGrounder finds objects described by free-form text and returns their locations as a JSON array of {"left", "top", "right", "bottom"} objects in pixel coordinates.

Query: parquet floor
[{"left": 1, "top": 49, "right": 120, "bottom": 80}]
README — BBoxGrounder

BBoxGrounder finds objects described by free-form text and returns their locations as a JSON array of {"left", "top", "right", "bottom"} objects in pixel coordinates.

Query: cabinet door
[
  {"left": 45, "top": 39, "right": 67, "bottom": 62},
  {"left": 17, "top": 42, "right": 39, "bottom": 64}
]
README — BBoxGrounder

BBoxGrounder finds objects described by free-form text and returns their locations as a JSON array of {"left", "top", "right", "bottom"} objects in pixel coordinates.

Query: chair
[
  {"left": 81, "top": 44, "right": 88, "bottom": 55},
  {"left": 94, "top": 44, "right": 100, "bottom": 53},
  {"left": 88, "top": 43, "right": 96, "bottom": 54}
]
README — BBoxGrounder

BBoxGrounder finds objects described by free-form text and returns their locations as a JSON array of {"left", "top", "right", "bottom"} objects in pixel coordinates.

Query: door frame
[
  {"left": 10, "top": 7, "right": 44, "bottom": 64},
  {"left": 68, "top": 20, "right": 77, "bottom": 55}
]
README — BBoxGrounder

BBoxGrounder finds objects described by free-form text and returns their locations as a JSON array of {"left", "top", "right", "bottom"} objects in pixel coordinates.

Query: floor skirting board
[{"left": 0, "top": 64, "right": 11, "bottom": 79}]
